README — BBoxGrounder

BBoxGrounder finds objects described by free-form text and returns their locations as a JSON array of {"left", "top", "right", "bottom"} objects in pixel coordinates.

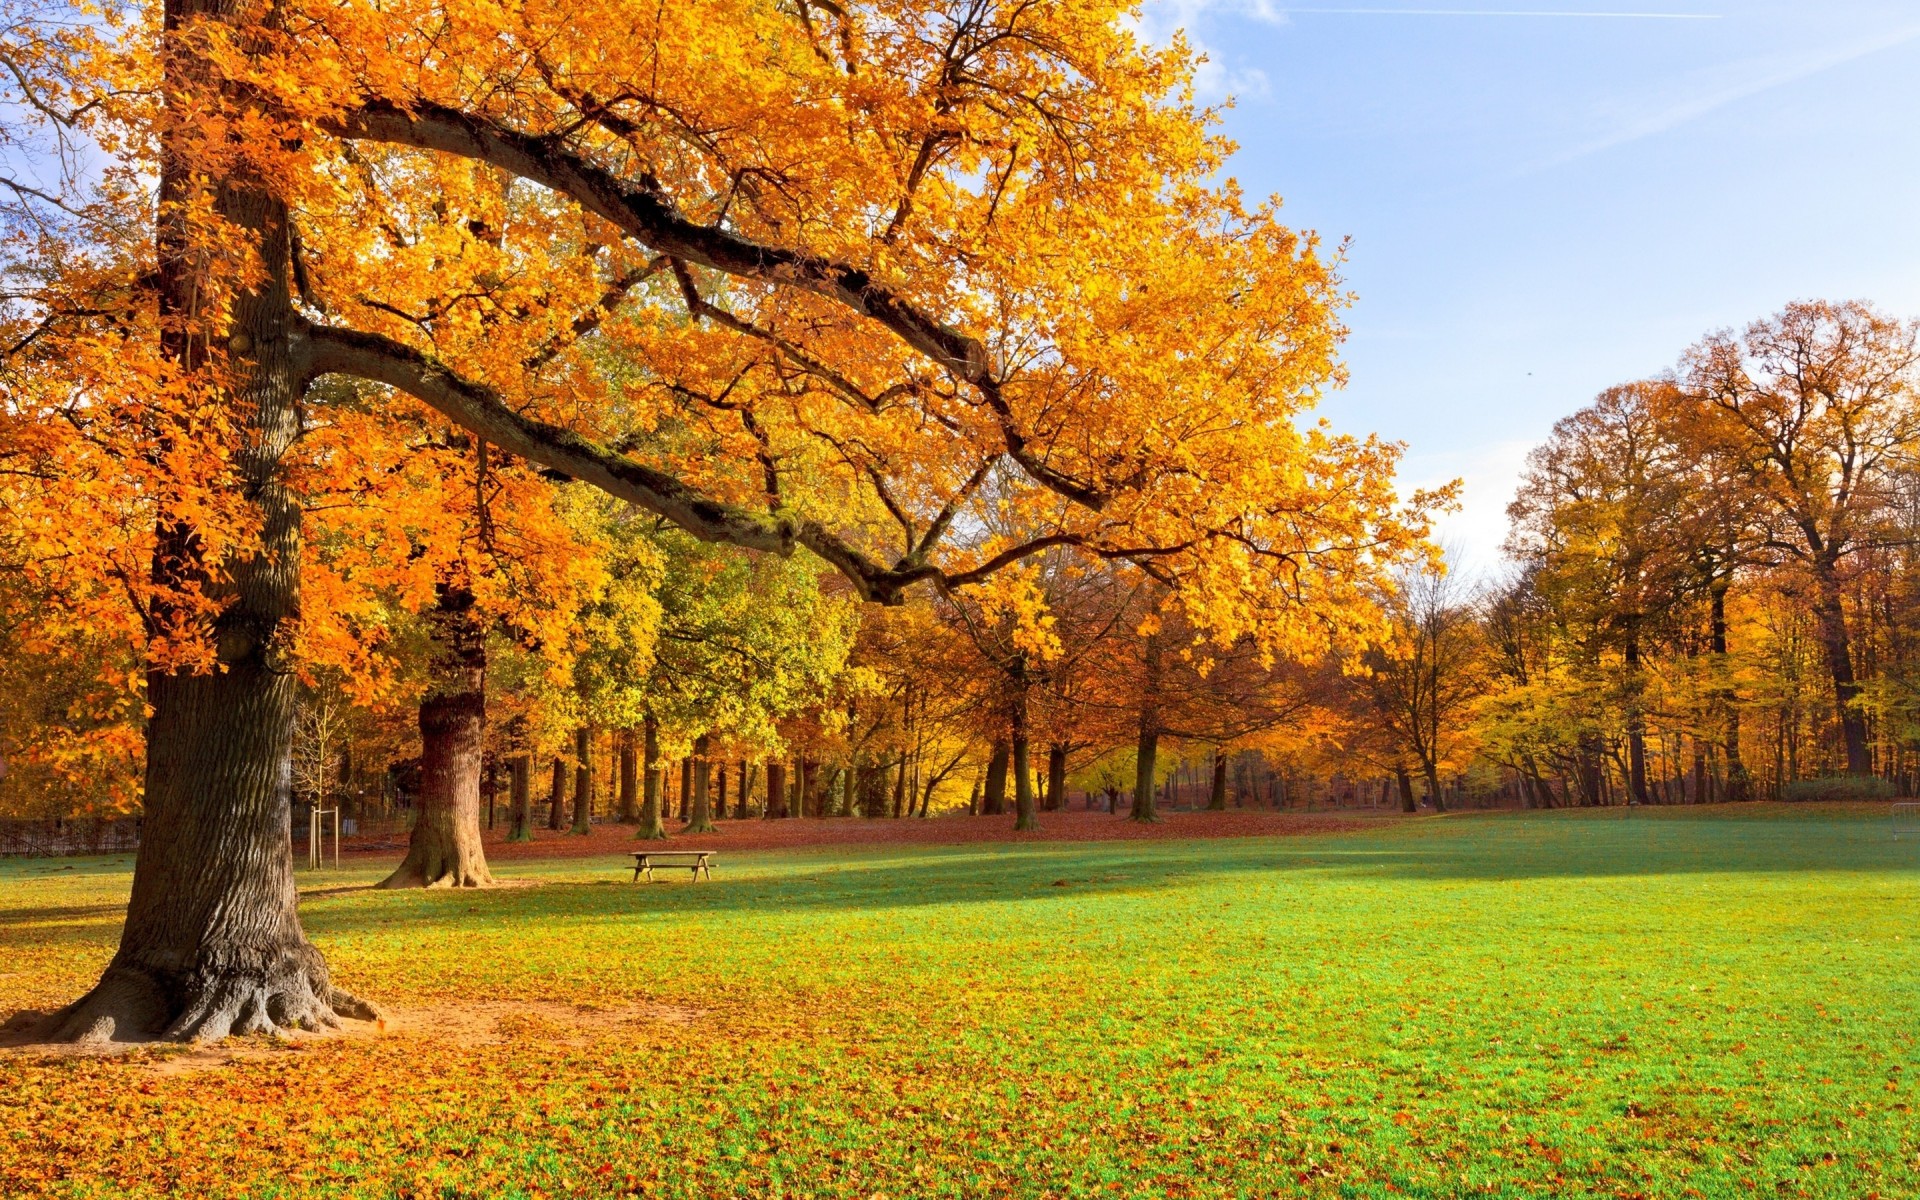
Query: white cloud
[{"left": 1133, "top": 0, "right": 1289, "bottom": 102}]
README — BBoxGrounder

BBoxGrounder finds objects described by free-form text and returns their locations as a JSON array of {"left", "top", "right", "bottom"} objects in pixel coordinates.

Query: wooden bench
[{"left": 630, "top": 850, "right": 715, "bottom": 883}]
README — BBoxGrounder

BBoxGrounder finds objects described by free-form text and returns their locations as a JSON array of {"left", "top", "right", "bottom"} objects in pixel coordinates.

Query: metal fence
[{"left": 0, "top": 818, "right": 142, "bottom": 858}]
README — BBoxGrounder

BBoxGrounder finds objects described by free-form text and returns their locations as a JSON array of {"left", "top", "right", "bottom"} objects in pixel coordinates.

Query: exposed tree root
[
  {"left": 377, "top": 836, "right": 493, "bottom": 889},
  {"left": 37, "top": 946, "right": 382, "bottom": 1046}
]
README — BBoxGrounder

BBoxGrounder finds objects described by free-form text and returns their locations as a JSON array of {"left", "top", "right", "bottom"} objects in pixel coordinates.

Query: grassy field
[{"left": 2, "top": 806, "right": 1917, "bottom": 1198}]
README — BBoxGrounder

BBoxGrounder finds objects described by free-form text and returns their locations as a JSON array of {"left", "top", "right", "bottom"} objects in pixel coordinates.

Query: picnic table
[{"left": 629, "top": 850, "right": 715, "bottom": 882}]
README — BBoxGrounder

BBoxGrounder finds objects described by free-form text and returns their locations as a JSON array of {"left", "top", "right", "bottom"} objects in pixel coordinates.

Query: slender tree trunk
[
  {"left": 764, "top": 761, "right": 788, "bottom": 819},
  {"left": 1045, "top": 743, "right": 1069, "bottom": 813},
  {"left": 570, "top": 728, "right": 594, "bottom": 835},
  {"left": 1623, "top": 627, "right": 1651, "bottom": 805},
  {"left": 677, "top": 756, "right": 692, "bottom": 821},
  {"left": 1575, "top": 734, "right": 1605, "bottom": 806},
  {"left": 716, "top": 763, "right": 727, "bottom": 820},
  {"left": 1709, "top": 583, "right": 1752, "bottom": 801},
  {"left": 486, "top": 757, "right": 497, "bottom": 831},
  {"left": 508, "top": 755, "right": 532, "bottom": 842},
  {"left": 1132, "top": 628, "right": 1163, "bottom": 823},
  {"left": 617, "top": 730, "right": 639, "bottom": 823},
  {"left": 47, "top": 38, "right": 377, "bottom": 1038},
  {"left": 1207, "top": 750, "right": 1229, "bottom": 811},
  {"left": 890, "top": 755, "right": 908, "bottom": 818},
  {"left": 637, "top": 715, "right": 667, "bottom": 840},
  {"left": 1812, "top": 566, "right": 1872, "bottom": 775},
  {"left": 547, "top": 758, "right": 567, "bottom": 830},
  {"left": 380, "top": 586, "right": 493, "bottom": 888},
  {"left": 1423, "top": 760, "right": 1447, "bottom": 813},
  {"left": 684, "top": 734, "right": 717, "bottom": 833},
  {"left": 1395, "top": 765, "right": 1417, "bottom": 813},
  {"left": 982, "top": 740, "right": 1010, "bottom": 816}
]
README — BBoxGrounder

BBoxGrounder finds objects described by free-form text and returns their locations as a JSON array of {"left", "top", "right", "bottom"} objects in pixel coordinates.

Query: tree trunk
[
  {"left": 486, "top": 757, "right": 497, "bottom": 831},
  {"left": 1132, "top": 628, "right": 1164, "bottom": 823},
  {"left": 677, "top": 756, "right": 692, "bottom": 821},
  {"left": 637, "top": 715, "right": 667, "bottom": 840},
  {"left": 1623, "top": 628, "right": 1651, "bottom": 805},
  {"left": 547, "top": 758, "right": 567, "bottom": 830},
  {"left": 1207, "top": 750, "right": 1229, "bottom": 811},
  {"left": 507, "top": 755, "right": 532, "bottom": 842},
  {"left": 1395, "top": 765, "right": 1417, "bottom": 813},
  {"left": 379, "top": 586, "right": 493, "bottom": 888},
  {"left": 1575, "top": 734, "right": 1605, "bottom": 807},
  {"left": 982, "top": 740, "right": 1010, "bottom": 816},
  {"left": 764, "top": 761, "right": 788, "bottom": 819},
  {"left": 1812, "top": 566, "right": 1872, "bottom": 775},
  {"left": 570, "top": 728, "right": 594, "bottom": 835},
  {"left": 1423, "top": 760, "right": 1447, "bottom": 813},
  {"left": 685, "top": 734, "right": 717, "bottom": 832},
  {"left": 1045, "top": 743, "right": 1069, "bottom": 813},
  {"left": 890, "top": 755, "right": 908, "bottom": 818},
  {"left": 716, "top": 763, "right": 728, "bottom": 820},
  {"left": 47, "top": 43, "right": 377, "bottom": 1038},
  {"left": 800, "top": 759, "right": 819, "bottom": 819},
  {"left": 618, "top": 730, "right": 639, "bottom": 823},
  {"left": 1710, "top": 582, "right": 1752, "bottom": 800}
]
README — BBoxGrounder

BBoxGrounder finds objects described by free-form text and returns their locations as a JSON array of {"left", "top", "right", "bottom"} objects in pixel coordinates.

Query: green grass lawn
[{"left": 3, "top": 807, "right": 1918, "bottom": 1198}]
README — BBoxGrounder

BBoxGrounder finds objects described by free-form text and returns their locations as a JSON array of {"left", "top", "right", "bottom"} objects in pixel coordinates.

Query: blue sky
[{"left": 1137, "top": 0, "right": 1920, "bottom": 567}]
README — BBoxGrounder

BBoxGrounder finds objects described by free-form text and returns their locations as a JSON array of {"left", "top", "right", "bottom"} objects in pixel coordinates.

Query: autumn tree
[
  {"left": 1678, "top": 302, "right": 1920, "bottom": 777},
  {"left": 1506, "top": 384, "right": 1695, "bottom": 805},
  {"left": 1359, "top": 563, "right": 1486, "bottom": 812},
  {"left": 3, "top": 0, "right": 1422, "bottom": 1042}
]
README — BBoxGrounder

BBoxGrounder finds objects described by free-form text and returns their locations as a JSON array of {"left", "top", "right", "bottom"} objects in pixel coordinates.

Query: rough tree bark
[
  {"left": 764, "top": 761, "right": 788, "bottom": 819},
  {"left": 1044, "top": 743, "right": 1068, "bottom": 812},
  {"left": 1131, "top": 628, "right": 1163, "bottom": 823},
  {"left": 982, "top": 741, "right": 1010, "bottom": 816},
  {"left": 45, "top": 2, "right": 379, "bottom": 1039},
  {"left": 379, "top": 586, "right": 493, "bottom": 888},
  {"left": 1623, "top": 626, "right": 1651, "bottom": 805},
  {"left": 1011, "top": 689, "right": 1038, "bottom": 832},
  {"left": 1710, "top": 583, "right": 1752, "bottom": 801},
  {"left": 507, "top": 755, "right": 532, "bottom": 842},
  {"left": 800, "top": 759, "right": 819, "bottom": 818},
  {"left": 1207, "top": 750, "right": 1229, "bottom": 811},
  {"left": 1395, "top": 766, "right": 1418, "bottom": 814},
  {"left": 547, "top": 758, "right": 567, "bottom": 830},
  {"left": 636, "top": 716, "right": 668, "bottom": 840},
  {"left": 1423, "top": 761, "right": 1448, "bottom": 814},
  {"left": 685, "top": 734, "right": 717, "bottom": 832},
  {"left": 570, "top": 728, "right": 594, "bottom": 834},
  {"left": 1811, "top": 569, "right": 1872, "bottom": 777},
  {"left": 617, "top": 730, "right": 639, "bottom": 823}
]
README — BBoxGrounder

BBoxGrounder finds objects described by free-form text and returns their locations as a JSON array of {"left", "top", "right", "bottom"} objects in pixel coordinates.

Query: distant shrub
[{"left": 1779, "top": 775, "right": 1898, "bottom": 803}]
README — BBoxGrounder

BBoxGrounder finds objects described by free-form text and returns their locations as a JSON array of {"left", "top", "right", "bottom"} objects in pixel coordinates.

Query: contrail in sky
[{"left": 1278, "top": 8, "right": 1718, "bottom": 16}]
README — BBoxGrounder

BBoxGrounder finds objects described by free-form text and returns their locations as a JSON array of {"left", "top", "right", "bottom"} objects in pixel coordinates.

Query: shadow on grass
[
  {"left": 281, "top": 813, "right": 1920, "bottom": 937},
  {"left": 5, "top": 814, "right": 1915, "bottom": 942}
]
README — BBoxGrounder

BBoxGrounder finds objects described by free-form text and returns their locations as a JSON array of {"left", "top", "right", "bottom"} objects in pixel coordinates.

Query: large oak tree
[{"left": 2, "top": 0, "right": 1425, "bottom": 1041}]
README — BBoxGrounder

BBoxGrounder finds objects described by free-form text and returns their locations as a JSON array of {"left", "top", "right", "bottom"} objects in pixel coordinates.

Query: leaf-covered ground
[{"left": 2, "top": 805, "right": 1917, "bottom": 1199}]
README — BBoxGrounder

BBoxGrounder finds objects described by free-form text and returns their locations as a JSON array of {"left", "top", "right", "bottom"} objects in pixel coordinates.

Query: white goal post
[
  {"left": 308, "top": 807, "right": 341, "bottom": 869},
  {"left": 1892, "top": 802, "right": 1920, "bottom": 841}
]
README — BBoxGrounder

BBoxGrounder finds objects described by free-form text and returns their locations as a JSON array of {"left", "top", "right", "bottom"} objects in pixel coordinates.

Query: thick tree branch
[
  {"left": 298, "top": 320, "right": 970, "bottom": 602},
  {"left": 328, "top": 100, "right": 1107, "bottom": 509}
]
